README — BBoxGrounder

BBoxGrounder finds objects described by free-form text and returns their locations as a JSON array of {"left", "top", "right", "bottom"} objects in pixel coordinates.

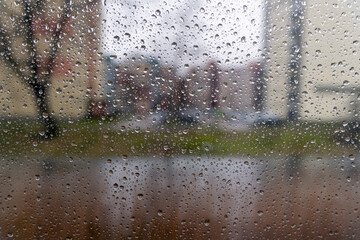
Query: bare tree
[{"left": 0, "top": 0, "right": 97, "bottom": 138}]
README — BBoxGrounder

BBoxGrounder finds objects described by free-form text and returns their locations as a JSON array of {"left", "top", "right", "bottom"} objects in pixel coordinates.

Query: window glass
[{"left": 1, "top": 0, "right": 359, "bottom": 239}]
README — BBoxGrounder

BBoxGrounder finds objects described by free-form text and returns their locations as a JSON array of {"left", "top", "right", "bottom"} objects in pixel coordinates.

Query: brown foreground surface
[{"left": 0, "top": 155, "right": 359, "bottom": 239}]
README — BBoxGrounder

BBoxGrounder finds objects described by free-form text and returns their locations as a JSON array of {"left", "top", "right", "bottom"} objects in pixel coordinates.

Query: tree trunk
[{"left": 33, "top": 83, "right": 58, "bottom": 139}]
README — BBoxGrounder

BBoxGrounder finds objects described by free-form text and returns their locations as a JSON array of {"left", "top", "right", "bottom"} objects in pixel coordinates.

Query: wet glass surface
[
  {"left": 1, "top": 0, "right": 360, "bottom": 238},
  {"left": 1, "top": 155, "right": 359, "bottom": 239}
]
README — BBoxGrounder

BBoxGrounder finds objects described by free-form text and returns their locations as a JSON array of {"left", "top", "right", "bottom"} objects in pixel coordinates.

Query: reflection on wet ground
[{"left": 0, "top": 155, "right": 359, "bottom": 239}]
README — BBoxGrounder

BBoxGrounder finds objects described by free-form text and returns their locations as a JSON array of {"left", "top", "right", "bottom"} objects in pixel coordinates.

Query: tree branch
[
  {"left": 22, "top": 0, "right": 39, "bottom": 86},
  {"left": 0, "top": 25, "right": 26, "bottom": 80},
  {"left": 0, "top": 0, "right": 92, "bottom": 86},
  {"left": 33, "top": 0, "right": 47, "bottom": 16}
]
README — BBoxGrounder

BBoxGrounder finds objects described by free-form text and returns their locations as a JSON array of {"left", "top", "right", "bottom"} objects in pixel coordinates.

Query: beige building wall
[
  {"left": 265, "top": 0, "right": 360, "bottom": 121},
  {"left": 0, "top": 69, "right": 37, "bottom": 117},
  {"left": 264, "top": 0, "right": 292, "bottom": 118},
  {"left": 300, "top": 0, "right": 360, "bottom": 121}
]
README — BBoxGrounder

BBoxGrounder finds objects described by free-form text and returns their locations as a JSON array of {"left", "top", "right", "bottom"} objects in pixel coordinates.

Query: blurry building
[
  {"left": 104, "top": 57, "right": 257, "bottom": 118},
  {"left": 104, "top": 56, "right": 181, "bottom": 116},
  {"left": 264, "top": 0, "right": 359, "bottom": 121},
  {"left": 184, "top": 61, "right": 254, "bottom": 114}
]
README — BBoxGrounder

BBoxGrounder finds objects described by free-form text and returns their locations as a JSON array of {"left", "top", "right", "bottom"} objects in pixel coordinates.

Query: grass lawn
[{"left": 0, "top": 116, "right": 357, "bottom": 158}]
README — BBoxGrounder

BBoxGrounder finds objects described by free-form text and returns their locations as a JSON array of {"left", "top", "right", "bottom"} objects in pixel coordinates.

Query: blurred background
[{"left": 1, "top": 0, "right": 360, "bottom": 239}]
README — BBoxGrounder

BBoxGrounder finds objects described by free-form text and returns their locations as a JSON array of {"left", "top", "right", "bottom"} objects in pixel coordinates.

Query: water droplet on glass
[
  {"left": 56, "top": 88, "right": 62, "bottom": 94},
  {"left": 204, "top": 219, "right": 210, "bottom": 226}
]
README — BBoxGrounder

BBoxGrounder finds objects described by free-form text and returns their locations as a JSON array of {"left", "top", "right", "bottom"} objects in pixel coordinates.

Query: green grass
[{"left": 0, "top": 117, "right": 357, "bottom": 158}]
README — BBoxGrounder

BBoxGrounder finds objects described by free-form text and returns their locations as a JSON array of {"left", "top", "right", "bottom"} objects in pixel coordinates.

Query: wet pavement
[{"left": 0, "top": 155, "right": 359, "bottom": 239}]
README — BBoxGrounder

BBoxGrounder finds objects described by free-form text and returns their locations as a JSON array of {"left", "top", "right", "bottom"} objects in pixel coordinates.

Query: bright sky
[{"left": 101, "top": 0, "right": 264, "bottom": 72}]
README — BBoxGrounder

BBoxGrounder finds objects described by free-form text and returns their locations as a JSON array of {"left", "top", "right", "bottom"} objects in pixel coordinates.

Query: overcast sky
[{"left": 101, "top": 0, "right": 264, "bottom": 73}]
